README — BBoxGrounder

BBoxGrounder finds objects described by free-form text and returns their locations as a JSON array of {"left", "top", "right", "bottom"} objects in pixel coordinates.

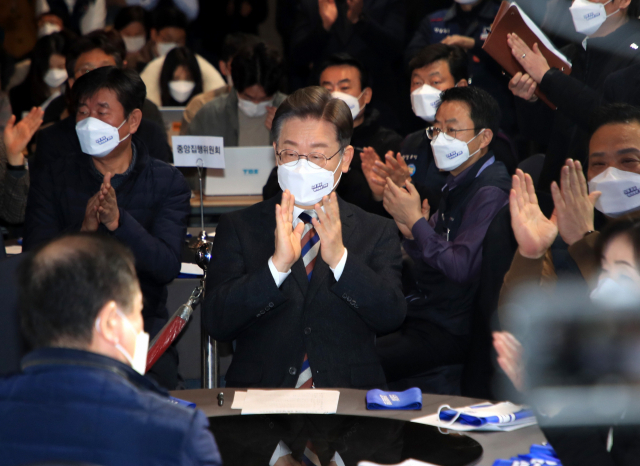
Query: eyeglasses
[
  {"left": 276, "top": 148, "right": 342, "bottom": 169},
  {"left": 426, "top": 126, "right": 479, "bottom": 141}
]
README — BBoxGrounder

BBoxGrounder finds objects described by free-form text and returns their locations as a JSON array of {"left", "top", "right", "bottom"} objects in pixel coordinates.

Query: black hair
[
  {"left": 439, "top": 86, "right": 501, "bottom": 136},
  {"left": 66, "top": 31, "right": 123, "bottom": 78},
  {"left": 160, "top": 47, "right": 203, "bottom": 106},
  {"left": 589, "top": 103, "right": 640, "bottom": 137},
  {"left": 317, "top": 53, "right": 371, "bottom": 90},
  {"left": 71, "top": 66, "right": 146, "bottom": 117},
  {"left": 272, "top": 86, "right": 353, "bottom": 148},
  {"left": 628, "top": 0, "right": 640, "bottom": 18},
  {"left": 231, "top": 42, "right": 283, "bottom": 96},
  {"left": 595, "top": 213, "right": 640, "bottom": 267},
  {"left": 114, "top": 6, "right": 148, "bottom": 34},
  {"left": 220, "top": 33, "right": 262, "bottom": 62},
  {"left": 152, "top": 6, "right": 188, "bottom": 33},
  {"left": 27, "top": 32, "right": 68, "bottom": 106},
  {"left": 408, "top": 44, "right": 469, "bottom": 83},
  {"left": 18, "top": 234, "right": 139, "bottom": 349}
]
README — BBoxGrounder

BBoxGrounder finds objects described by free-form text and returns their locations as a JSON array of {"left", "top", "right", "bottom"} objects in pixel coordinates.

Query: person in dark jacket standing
[
  {"left": 23, "top": 67, "right": 191, "bottom": 390},
  {"left": 376, "top": 87, "right": 511, "bottom": 390},
  {"left": 507, "top": 0, "right": 640, "bottom": 191},
  {"left": 0, "top": 233, "right": 221, "bottom": 466}
]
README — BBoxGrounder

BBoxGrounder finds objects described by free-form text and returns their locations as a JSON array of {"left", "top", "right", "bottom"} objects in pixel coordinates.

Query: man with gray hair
[{"left": 203, "top": 86, "right": 406, "bottom": 389}]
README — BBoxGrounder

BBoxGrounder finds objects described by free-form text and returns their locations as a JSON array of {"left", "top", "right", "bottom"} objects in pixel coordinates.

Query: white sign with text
[{"left": 172, "top": 136, "right": 225, "bottom": 169}]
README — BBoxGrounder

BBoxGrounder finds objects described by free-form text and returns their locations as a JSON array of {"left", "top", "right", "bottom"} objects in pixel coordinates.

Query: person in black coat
[
  {"left": 263, "top": 53, "right": 402, "bottom": 216},
  {"left": 23, "top": 67, "right": 191, "bottom": 390},
  {"left": 204, "top": 86, "right": 406, "bottom": 389},
  {"left": 507, "top": 0, "right": 640, "bottom": 191}
]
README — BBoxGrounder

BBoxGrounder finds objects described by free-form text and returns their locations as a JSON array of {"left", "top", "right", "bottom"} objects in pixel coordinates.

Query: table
[{"left": 172, "top": 388, "right": 547, "bottom": 465}]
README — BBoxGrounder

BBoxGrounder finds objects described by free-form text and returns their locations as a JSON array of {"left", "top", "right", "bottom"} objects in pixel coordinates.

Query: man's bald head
[{"left": 18, "top": 234, "right": 139, "bottom": 349}]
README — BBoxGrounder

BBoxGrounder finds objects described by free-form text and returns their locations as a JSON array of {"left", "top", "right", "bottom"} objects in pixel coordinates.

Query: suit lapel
[{"left": 305, "top": 198, "right": 355, "bottom": 305}]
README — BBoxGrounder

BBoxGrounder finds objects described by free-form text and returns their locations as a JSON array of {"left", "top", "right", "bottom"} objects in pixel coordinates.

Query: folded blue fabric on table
[
  {"left": 366, "top": 388, "right": 422, "bottom": 410},
  {"left": 493, "top": 443, "right": 561, "bottom": 466}
]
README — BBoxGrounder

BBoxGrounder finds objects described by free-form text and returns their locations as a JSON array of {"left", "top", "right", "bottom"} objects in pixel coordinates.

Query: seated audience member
[
  {"left": 405, "top": 0, "right": 516, "bottom": 135},
  {"left": 113, "top": 6, "right": 149, "bottom": 71},
  {"left": 159, "top": 47, "right": 203, "bottom": 106},
  {"left": 9, "top": 33, "right": 68, "bottom": 119},
  {"left": 23, "top": 67, "right": 191, "bottom": 390},
  {"left": 180, "top": 32, "right": 261, "bottom": 134},
  {"left": 361, "top": 44, "right": 517, "bottom": 211},
  {"left": 35, "top": 0, "right": 105, "bottom": 36},
  {"left": 0, "top": 108, "right": 44, "bottom": 224},
  {"left": 0, "top": 233, "right": 221, "bottom": 466},
  {"left": 36, "top": 32, "right": 171, "bottom": 170},
  {"left": 187, "top": 42, "right": 286, "bottom": 146},
  {"left": 140, "top": 7, "right": 225, "bottom": 106},
  {"left": 263, "top": 53, "right": 402, "bottom": 214},
  {"left": 203, "top": 86, "right": 406, "bottom": 388},
  {"left": 376, "top": 86, "right": 511, "bottom": 387},
  {"left": 507, "top": 0, "right": 640, "bottom": 190}
]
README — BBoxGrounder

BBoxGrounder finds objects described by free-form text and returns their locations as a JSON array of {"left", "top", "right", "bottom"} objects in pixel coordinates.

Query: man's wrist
[
  {"left": 518, "top": 246, "right": 547, "bottom": 260},
  {"left": 7, "top": 155, "right": 25, "bottom": 168}
]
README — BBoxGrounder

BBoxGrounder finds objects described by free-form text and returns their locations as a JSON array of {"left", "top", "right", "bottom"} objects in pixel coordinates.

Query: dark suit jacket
[{"left": 203, "top": 194, "right": 406, "bottom": 389}]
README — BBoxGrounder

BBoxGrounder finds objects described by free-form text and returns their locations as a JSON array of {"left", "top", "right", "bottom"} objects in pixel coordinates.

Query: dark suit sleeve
[
  {"left": 331, "top": 218, "right": 406, "bottom": 334},
  {"left": 181, "top": 410, "right": 223, "bottom": 466},
  {"left": 112, "top": 168, "right": 190, "bottom": 284},
  {"left": 203, "top": 213, "right": 288, "bottom": 342}
]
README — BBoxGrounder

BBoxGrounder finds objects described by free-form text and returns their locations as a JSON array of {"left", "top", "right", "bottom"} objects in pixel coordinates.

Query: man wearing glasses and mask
[
  {"left": 376, "top": 86, "right": 511, "bottom": 390},
  {"left": 203, "top": 86, "right": 406, "bottom": 389}
]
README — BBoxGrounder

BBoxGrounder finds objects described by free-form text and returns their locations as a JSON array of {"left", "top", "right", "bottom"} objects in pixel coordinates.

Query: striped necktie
[{"left": 296, "top": 211, "right": 318, "bottom": 389}]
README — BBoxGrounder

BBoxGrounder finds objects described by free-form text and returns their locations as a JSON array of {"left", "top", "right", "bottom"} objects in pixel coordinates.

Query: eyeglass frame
[
  {"left": 426, "top": 126, "right": 481, "bottom": 141},
  {"left": 275, "top": 147, "right": 344, "bottom": 169}
]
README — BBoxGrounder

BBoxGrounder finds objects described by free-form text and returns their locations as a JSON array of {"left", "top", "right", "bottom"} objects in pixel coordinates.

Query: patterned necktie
[{"left": 296, "top": 211, "right": 318, "bottom": 388}]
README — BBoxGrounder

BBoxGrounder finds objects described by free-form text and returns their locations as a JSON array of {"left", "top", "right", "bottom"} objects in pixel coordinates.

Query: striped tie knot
[{"left": 298, "top": 210, "right": 316, "bottom": 225}]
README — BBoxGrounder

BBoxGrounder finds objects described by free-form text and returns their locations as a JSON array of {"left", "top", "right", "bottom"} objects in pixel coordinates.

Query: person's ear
[
  {"left": 456, "top": 79, "right": 469, "bottom": 87},
  {"left": 127, "top": 109, "right": 143, "bottom": 134},
  {"left": 219, "top": 60, "right": 230, "bottom": 77},
  {"left": 341, "top": 145, "right": 354, "bottom": 173},
  {"left": 362, "top": 87, "right": 372, "bottom": 105},
  {"left": 617, "top": 0, "right": 631, "bottom": 11},
  {"left": 479, "top": 128, "right": 493, "bottom": 150},
  {"left": 94, "top": 301, "right": 121, "bottom": 346},
  {"left": 150, "top": 28, "right": 158, "bottom": 42},
  {"left": 273, "top": 141, "right": 279, "bottom": 163}
]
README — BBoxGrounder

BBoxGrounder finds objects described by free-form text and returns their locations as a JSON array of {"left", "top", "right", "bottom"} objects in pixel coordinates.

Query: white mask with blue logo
[
  {"left": 277, "top": 156, "right": 343, "bottom": 206},
  {"left": 570, "top": 0, "right": 619, "bottom": 36},
  {"left": 588, "top": 167, "right": 640, "bottom": 217},
  {"left": 431, "top": 129, "right": 484, "bottom": 171},
  {"left": 76, "top": 117, "right": 129, "bottom": 157}
]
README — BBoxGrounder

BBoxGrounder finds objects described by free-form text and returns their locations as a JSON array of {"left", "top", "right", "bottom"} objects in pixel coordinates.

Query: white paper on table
[
  {"left": 231, "top": 391, "right": 246, "bottom": 409},
  {"left": 172, "top": 135, "right": 225, "bottom": 169},
  {"left": 359, "top": 460, "right": 440, "bottom": 466},
  {"left": 5, "top": 245, "right": 22, "bottom": 255},
  {"left": 511, "top": 2, "right": 572, "bottom": 68},
  {"left": 180, "top": 263, "right": 204, "bottom": 276},
  {"left": 240, "top": 389, "right": 340, "bottom": 415}
]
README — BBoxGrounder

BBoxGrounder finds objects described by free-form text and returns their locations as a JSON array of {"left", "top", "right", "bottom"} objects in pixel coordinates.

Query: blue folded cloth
[
  {"left": 366, "top": 388, "right": 422, "bottom": 410},
  {"left": 492, "top": 444, "right": 561, "bottom": 466},
  {"left": 169, "top": 396, "right": 196, "bottom": 409},
  {"left": 439, "top": 403, "right": 534, "bottom": 427}
]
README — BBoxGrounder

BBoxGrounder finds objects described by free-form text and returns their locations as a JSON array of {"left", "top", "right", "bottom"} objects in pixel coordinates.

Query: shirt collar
[
  {"left": 89, "top": 142, "right": 138, "bottom": 189},
  {"left": 442, "top": 155, "right": 495, "bottom": 192}
]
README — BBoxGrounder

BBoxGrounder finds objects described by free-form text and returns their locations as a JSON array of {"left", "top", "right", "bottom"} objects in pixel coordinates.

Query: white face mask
[
  {"left": 331, "top": 91, "right": 364, "bottom": 120},
  {"left": 238, "top": 96, "right": 273, "bottom": 118},
  {"left": 38, "top": 22, "right": 62, "bottom": 38},
  {"left": 43, "top": 68, "right": 68, "bottom": 88},
  {"left": 588, "top": 167, "right": 640, "bottom": 217},
  {"left": 277, "top": 156, "right": 343, "bottom": 206},
  {"left": 570, "top": 0, "right": 619, "bottom": 36},
  {"left": 430, "top": 129, "right": 484, "bottom": 171},
  {"left": 590, "top": 277, "right": 640, "bottom": 307},
  {"left": 169, "top": 80, "right": 196, "bottom": 103},
  {"left": 411, "top": 84, "right": 442, "bottom": 122},
  {"left": 76, "top": 117, "right": 130, "bottom": 158},
  {"left": 95, "top": 310, "right": 150, "bottom": 375},
  {"left": 123, "top": 35, "right": 146, "bottom": 53},
  {"left": 157, "top": 41, "right": 178, "bottom": 57}
]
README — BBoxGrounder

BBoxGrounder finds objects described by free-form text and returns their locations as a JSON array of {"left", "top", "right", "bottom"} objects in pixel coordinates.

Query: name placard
[{"left": 172, "top": 136, "right": 225, "bottom": 169}]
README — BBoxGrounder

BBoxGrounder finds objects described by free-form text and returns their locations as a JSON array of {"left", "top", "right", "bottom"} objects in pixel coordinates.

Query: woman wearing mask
[
  {"left": 9, "top": 33, "right": 68, "bottom": 120},
  {"left": 159, "top": 47, "right": 203, "bottom": 107},
  {"left": 114, "top": 6, "right": 149, "bottom": 72}
]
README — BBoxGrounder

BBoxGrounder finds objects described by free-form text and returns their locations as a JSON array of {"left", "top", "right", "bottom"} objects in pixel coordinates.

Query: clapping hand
[
  {"left": 273, "top": 190, "right": 305, "bottom": 273},
  {"left": 98, "top": 172, "right": 120, "bottom": 231},
  {"left": 346, "top": 0, "right": 363, "bottom": 24},
  {"left": 3, "top": 107, "right": 44, "bottom": 166},
  {"left": 318, "top": 0, "right": 338, "bottom": 30},
  {"left": 383, "top": 178, "right": 423, "bottom": 240},
  {"left": 373, "top": 152, "right": 412, "bottom": 189},
  {"left": 441, "top": 34, "right": 475, "bottom": 50},
  {"left": 312, "top": 192, "right": 345, "bottom": 269},
  {"left": 81, "top": 191, "right": 101, "bottom": 232},
  {"left": 361, "top": 147, "right": 386, "bottom": 201},
  {"left": 493, "top": 331, "right": 525, "bottom": 392},
  {"left": 507, "top": 33, "right": 550, "bottom": 84},
  {"left": 509, "top": 169, "right": 558, "bottom": 259}
]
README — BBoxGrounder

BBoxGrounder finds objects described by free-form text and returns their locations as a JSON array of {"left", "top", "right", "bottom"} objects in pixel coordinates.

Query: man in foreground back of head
[{"left": 0, "top": 234, "right": 221, "bottom": 466}]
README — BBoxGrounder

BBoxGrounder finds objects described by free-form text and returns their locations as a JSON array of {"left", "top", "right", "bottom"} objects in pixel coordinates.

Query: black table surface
[{"left": 171, "top": 388, "right": 547, "bottom": 465}]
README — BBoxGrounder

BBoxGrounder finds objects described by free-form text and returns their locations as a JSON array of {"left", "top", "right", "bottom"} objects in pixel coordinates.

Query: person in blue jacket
[
  {"left": 23, "top": 66, "right": 191, "bottom": 390},
  {"left": 0, "top": 233, "right": 221, "bottom": 466}
]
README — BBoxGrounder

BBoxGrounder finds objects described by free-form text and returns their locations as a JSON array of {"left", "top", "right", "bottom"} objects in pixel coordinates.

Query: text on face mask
[
  {"left": 96, "top": 135, "right": 114, "bottom": 145},
  {"left": 584, "top": 12, "right": 601, "bottom": 20},
  {"left": 447, "top": 150, "right": 464, "bottom": 159},
  {"left": 312, "top": 182, "right": 329, "bottom": 192},
  {"left": 624, "top": 186, "right": 640, "bottom": 198}
]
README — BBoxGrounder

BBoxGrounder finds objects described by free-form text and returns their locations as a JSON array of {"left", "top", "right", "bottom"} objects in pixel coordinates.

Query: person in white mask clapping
[
  {"left": 202, "top": 86, "right": 406, "bottom": 389},
  {"left": 187, "top": 41, "right": 287, "bottom": 147}
]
